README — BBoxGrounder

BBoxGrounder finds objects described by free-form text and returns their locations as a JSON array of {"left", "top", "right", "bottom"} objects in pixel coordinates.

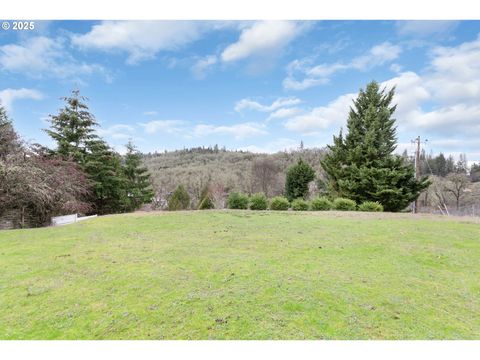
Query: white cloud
[
  {"left": 0, "top": 36, "right": 106, "bottom": 79},
  {"left": 96, "top": 124, "right": 135, "bottom": 140},
  {"left": 235, "top": 97, "right": 302, "bottom": 113},
  {"left": 193, "top": 122, "right": 267, "bottom": 140},
  {"left": 396, "top": 21, "right": 459, "bottom": 38},
  {"left": 221, "top": 21, "right": 306, "bottom": 63},
  {"left": 284, "top": 93, "right": 356, "bottom": 134},
  {"left": 410, "top": 104, "right": 480, "bottom": 135},
  {"left": 139, "top": 120, "right": 186, "bottom": 135},
  {"left": 0, "top": 88, "right": 44, "bottom": 112},
  {"left": 267, "top": 107, "right": 304, "bottom": 121},
  {"left": 191, "top": 55, "right": 217, "bottom": 79},
  {"left": 284, "top": 42, "right": 402, "bottom": 90},
  {"left": 426, "top": 36, "right": 480, "bottom": 101},
  {"left": 381, "top": 71, "right": 430, "bottom": 124},
  {"left": 72, "top": 21, "right": 216, "bottom": 65}
]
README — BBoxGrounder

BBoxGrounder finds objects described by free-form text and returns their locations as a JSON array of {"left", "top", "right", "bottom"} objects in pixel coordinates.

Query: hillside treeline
[{"left": 142, "top": 146, "right": 327, "bottom": 209}]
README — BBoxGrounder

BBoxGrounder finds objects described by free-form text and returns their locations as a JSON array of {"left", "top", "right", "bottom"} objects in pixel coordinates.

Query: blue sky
[{"left": 1, "top": 20, "right": 479, "bottom": 163}]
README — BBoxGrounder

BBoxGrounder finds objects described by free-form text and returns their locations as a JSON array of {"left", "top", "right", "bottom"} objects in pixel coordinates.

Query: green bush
[
  {"left": 285, "top": 158, "right": 316, "bottom": 201},
  {"left": 358, "top": 201, "right": 384, "bottom": 212},
  {"left": 310, "top": 196, "right": 333, "bottom": 211},
  {"left": 168, "top": 185, "right": 191, "bottom": 211},
  {"left": 291, "top": 198, "right": 309, "bottom": 211},
  {"left": 227, "top": 192, "right": 249, "bottom": 209},
  {"left": 197, "top": 185, "right": 214, "bottom": 210},
  {"left": 333, "top": 197, "right": 356, "bottom": 211},
  {"left": 269, "top": 196, "right": 290, "bottom": 210},
  {"left": 249, "top": 193, "right": 268, "bottom": 210},
  {"left": 198, "top": 196, "right": 214, "bottom": 210}
]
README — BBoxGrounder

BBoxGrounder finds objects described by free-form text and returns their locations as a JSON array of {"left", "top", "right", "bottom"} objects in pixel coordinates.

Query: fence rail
[{"left": 51, "top": 214, "right": 97, "bottom": 226}]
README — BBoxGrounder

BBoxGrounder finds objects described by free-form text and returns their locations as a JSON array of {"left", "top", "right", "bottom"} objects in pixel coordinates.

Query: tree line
[{"left": 0, "top": 90, "right": 154, "bottom": 229}]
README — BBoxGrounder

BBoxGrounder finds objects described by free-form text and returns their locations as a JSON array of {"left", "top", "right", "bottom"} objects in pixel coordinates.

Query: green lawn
[{"left": 1, "top": 211, "right": 479, "bottom": 339}]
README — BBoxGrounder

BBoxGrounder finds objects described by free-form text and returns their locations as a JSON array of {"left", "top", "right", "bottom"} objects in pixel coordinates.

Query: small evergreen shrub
[
  {"left": 333, "top": 197, "right": 356, "bottom": 211},
  {"left": 358, "top": 201, "right": 384, "bottom": 212},
  {"left": 249, "top": 193, "right": 268, "bottom": 210},
  {"left": 168, "top": 185, "right": 191, "bottom": 211},
  {"left": 197, "top": 185, "right": 214, "bottom": 210},
  {"left": 269, "top": 196, "right": 290, "bottom": 210},
  {"left": 291, "top": 198, "right": 309, "bottom": 211},
  {"left": 198, "top": 196, "right": 214, "bottom": 210},
  {"left": 227, "top": 192, "right": 249, "bottom": 209},
  {"left": 310, "top": 196, "right": 333, "bottom": 211}
]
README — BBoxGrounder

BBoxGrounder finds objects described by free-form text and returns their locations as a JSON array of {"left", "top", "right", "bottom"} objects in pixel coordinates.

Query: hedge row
[{"left": 225, "top": 193, "right": 384, "bottom": 212}]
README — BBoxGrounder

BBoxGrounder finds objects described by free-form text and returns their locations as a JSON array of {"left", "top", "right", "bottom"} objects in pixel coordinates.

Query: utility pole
[{"left": 412, "top": 136, "right": 421, "bottom": 213}]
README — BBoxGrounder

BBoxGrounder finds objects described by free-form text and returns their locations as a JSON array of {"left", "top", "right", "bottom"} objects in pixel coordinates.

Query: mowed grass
[{"left": 0, "top": 211, "right": 479, "bottom": 340}]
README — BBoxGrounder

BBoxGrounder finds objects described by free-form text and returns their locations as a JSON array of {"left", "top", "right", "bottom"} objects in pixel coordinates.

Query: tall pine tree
[
  {"left": 83, "top": 138, "right": 128, "bottom": 214},
  {"left": 321, "top": 81, "right": 430, "bottom": 212},
  {"left": 123, "top": 141, "right": 154, "bottom": 211},
  {"left": 45, "top": 90, "right": 98, "bottom": 164}
]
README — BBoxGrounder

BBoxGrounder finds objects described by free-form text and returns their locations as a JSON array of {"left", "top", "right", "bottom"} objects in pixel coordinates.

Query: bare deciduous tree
[
  {"left": 250, "top": 158, "right": 281, "bottom": 197},
  {"left": 444, "top": 173, "right": 471, "bottom": 210}
]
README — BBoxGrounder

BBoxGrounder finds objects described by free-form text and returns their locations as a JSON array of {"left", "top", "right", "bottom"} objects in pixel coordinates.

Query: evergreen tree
[
  {"left": 321, "top": 81, "right": 430, "bottom": 212},
  {"left": 197, "top": 184, "right": 214, "bottom": 209},
  {"left": 168, "top": 185, "right": 191, "bottom": 211},
  {"left": 0, "top": 104, "right": 22, "bottom": 161},
  {"left": 45, "top": 90, "right": 98, "bottom": 164},
  {"left": 83, "top": 139, "right": 127, "bottom": 215},
  {"left": 123, "top": 141, "right": 154, "bottom": 211},
  {"left": 285, "top": 158, "right": 315, "bottom": 201}
]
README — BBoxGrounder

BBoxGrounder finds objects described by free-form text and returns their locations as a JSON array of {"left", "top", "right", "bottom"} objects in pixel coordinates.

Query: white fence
[{"left": 51, "top": 214, "right": 97, "bottom": 226}]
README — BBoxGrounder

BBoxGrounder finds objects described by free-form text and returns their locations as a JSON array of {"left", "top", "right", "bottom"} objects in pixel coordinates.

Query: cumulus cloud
[
  {"left": 396, "top": 21, "right": 459, "bottom": 38},
  {"left": 72, "top": 21, "right": 214, "bottom": 65},
  {"left": 193, "top": 122, "right": 267, "bottom": 140},
  {"left": 0, "top": 36, "right": 106, "bottom": 80},
  {"left": 235, "top": 97, "right": 302, "bottom": 113},
  {"left": 191, "top": 55, "right": 217, "bottom": 79},
  {"left": 267, "top": 107, "right": 304, "bottom": 121},
  {"left": 221, "top": 21, "right": 306, "bottom": 63},
  {"left": 284, "top": 42, "right": 402, "bottom": 90},
  {"left": 139, "top": 120, "right": 187, "bottom": 135},
  {"left": 284, "top": 93, "right": 356, "bottom": 134},
  {"left": 96, "top": 124, "right": 136, "bottom": 140},
  {"left": 0, "top": 88, "right": 44, "bottom": 112}
]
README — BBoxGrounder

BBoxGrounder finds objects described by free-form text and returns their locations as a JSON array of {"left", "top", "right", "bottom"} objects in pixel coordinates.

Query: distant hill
[{"left": 142, "top": 146, "right": 327, "bottom": 208}]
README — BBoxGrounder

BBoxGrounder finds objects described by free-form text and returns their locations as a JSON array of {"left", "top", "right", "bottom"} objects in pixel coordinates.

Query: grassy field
[{"left": 0, "top": 210, "right": 479, "bottom": 340}]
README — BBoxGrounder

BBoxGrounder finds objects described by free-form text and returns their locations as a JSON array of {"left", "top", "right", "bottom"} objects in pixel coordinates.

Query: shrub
[
  {"left": 291, "top": 198, "right": 309, "bottom": 211},
  {"left": 197, "top": 185, "right": 214, "bottom": 210},
  {"left": 269, "top": 196, "right": 290, "bottom": 210},
  {"left": 198, "top": 196, "right": 214, "bottom": 210},
  {"left": 168, "top": 185, "right": 191, "bottom": 211},
  {"left": 333, "top": 197, "right": 356, "bottom": 211},
  {"left": 310, "top": 196, "right": 333, "bottom": 211},
  {"left": 227, "top": 192, "right": 249, "bottom": 209},
  {"left": 358, "top": 201, "right": 384, "bottom": 212},
  {"left": 249, "top": 193, "right": 268, "bottom": 210},
  {"left": 284, "top": 158, "right": 315, "bottom": 201}
]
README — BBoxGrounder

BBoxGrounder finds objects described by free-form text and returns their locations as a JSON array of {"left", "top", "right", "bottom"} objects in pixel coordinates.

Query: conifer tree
[
  {"left": 123, "top": 141, "right": 154, "bottom": 211},
  {"left": 83, "top": 139, "right": 127, "bottom": 214},
  {"left": 45, "top": 90, "right": 98, "bottom": 164},
  {"left": 0, "top": 104, "right": 22, "bottom": 161},
  {"left": 321, "top": 81, "right": 430, "bottom": 212},
  {"left": 285, "top": 158, "right": 315, "bottom": 201}
]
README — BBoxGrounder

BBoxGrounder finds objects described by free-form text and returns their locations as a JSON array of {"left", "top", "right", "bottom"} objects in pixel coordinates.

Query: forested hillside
[{"left": 142, "top": 146, "right": 327, "bottom": 208}]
